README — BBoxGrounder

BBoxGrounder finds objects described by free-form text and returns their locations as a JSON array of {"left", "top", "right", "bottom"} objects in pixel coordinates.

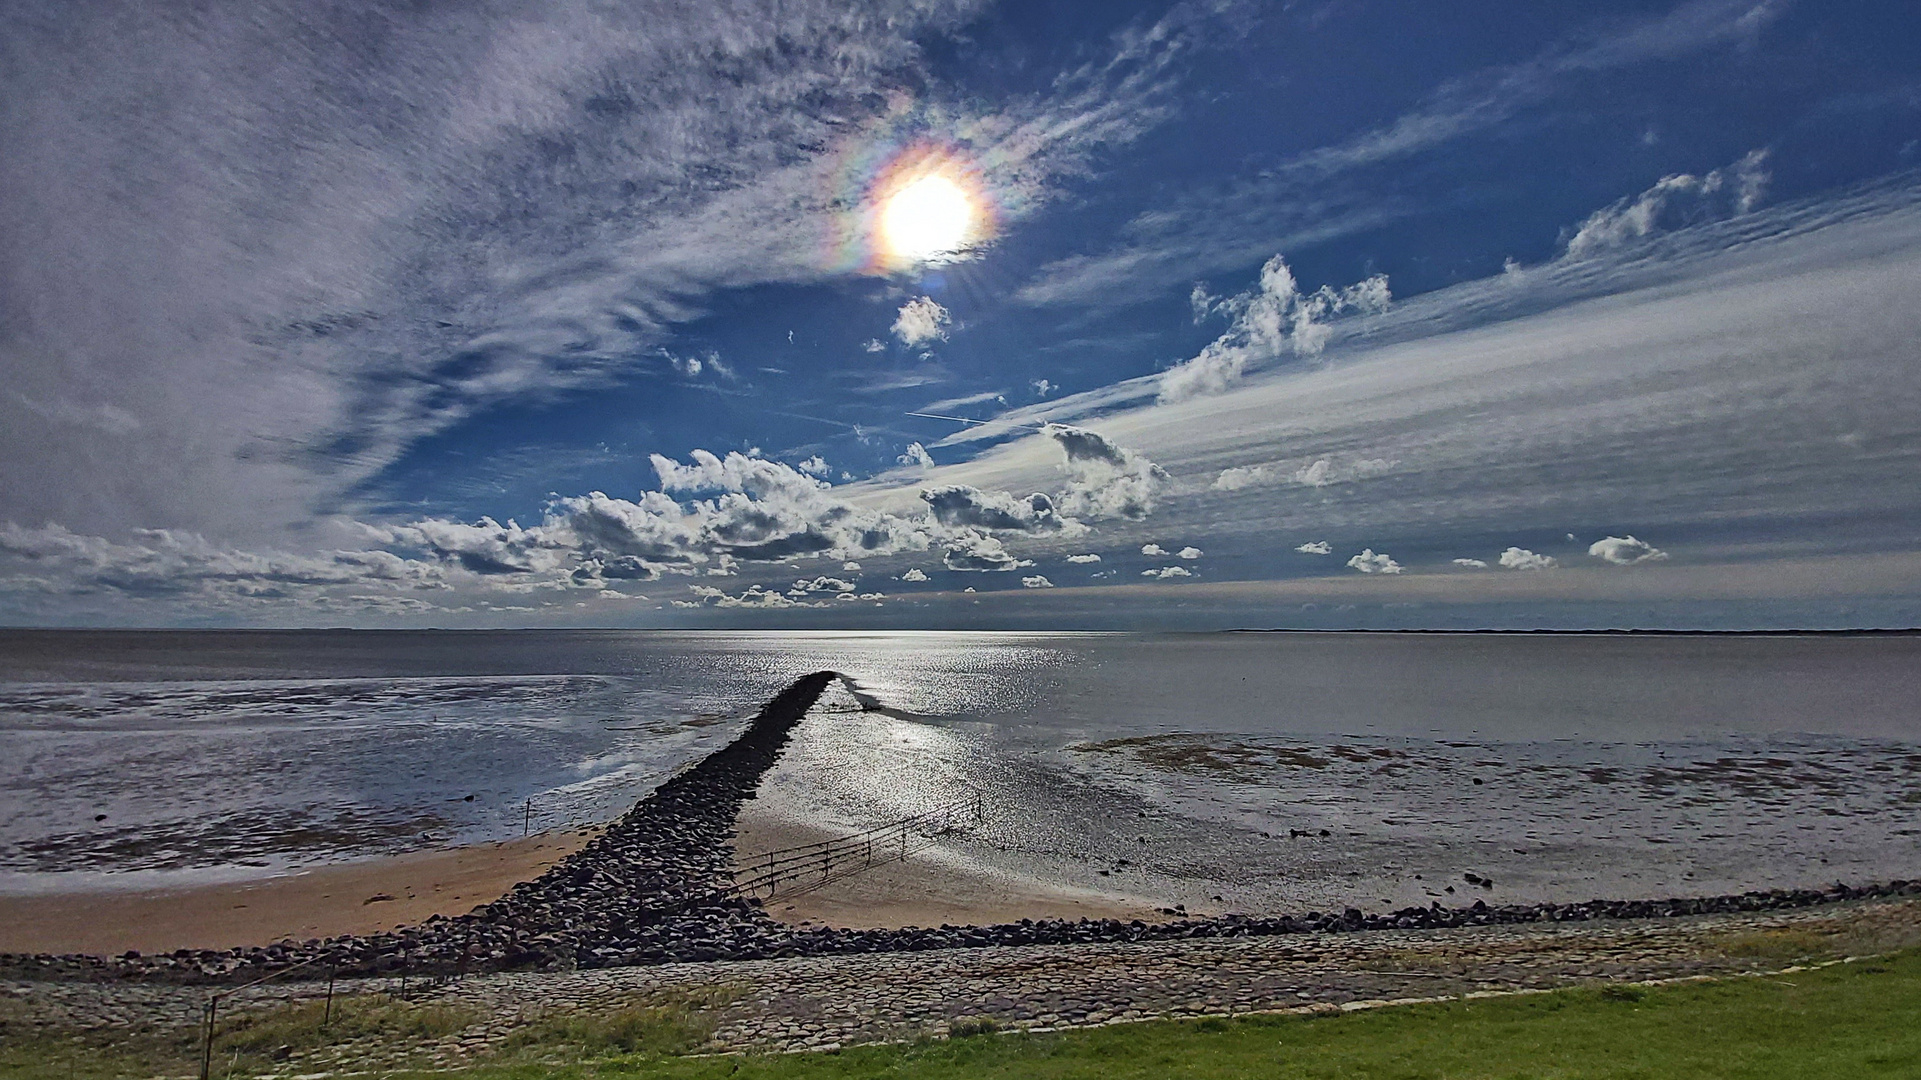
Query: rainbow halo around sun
[
  {"left": 845, "top": 145, "right": 996, "bottom": 274},
  {"left": 881, "top": 173, "right": 974, "bottom": 263}
]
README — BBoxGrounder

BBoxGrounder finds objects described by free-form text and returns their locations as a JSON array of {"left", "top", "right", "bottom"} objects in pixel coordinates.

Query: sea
[{"left": 2, "top": 629, "right": 1917, "bottom": 914}]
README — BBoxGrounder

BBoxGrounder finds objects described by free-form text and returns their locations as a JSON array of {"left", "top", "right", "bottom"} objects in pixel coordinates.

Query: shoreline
[
  {"left": 0, "top": 830, "right": 594, "bottom": 956},
  {"left": 731, "top": 804, "right": 1168, "bottom": 929}
]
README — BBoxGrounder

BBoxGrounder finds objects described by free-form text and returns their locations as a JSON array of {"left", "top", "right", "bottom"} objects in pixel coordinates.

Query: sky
[{"left": 3, "top": 0, "right": 1920, "bottom": 630}]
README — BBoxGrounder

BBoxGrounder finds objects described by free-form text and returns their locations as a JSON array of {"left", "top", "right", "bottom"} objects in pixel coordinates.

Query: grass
[{"left": 3, "top": 951, "right": 1918, "bottom": 1079}]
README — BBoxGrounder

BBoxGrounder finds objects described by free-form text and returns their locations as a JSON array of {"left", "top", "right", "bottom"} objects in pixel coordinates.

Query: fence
[{"left": 724, "top": 793, "right": 985, "bottom": 902}]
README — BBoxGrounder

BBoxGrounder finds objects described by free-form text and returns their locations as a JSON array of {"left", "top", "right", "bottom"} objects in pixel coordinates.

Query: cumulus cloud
[
  {"left": 1295, "top": 541, "right": 1332, "bottom": 555},
  {"left": 391, "top": 450, "right": 935, "bottom": 583},
  {"left": 941, "top": 531, "right": 1033, "bottom": 572},
  {"left": 796, "top": 456, "right": 831, "bottom": 477},
  {"left": 862, "top": 338, "right": 887, "bottom": 353},
  {"left": 1589, "top": 535, "right": 1669, "bottom": 565},
  {"left": 1293, "top": 459, "right": 1333, "bottom": 488},
  {"left": 1177, "top": 546, "right": 1203, "bottom": 560},
  {"left": 1564, "top": 150, "right": 1769, "bottom": 259},
  {"left": 1032, "top": 378, "right": 1056, "bottom": 398},
  {"left": 841, "top": 560, "right": 862, "bottom": 571},
  {"left": 680, "top": 583, "right": 812, "bottom": 609},
  {"left": 1346, "top": 549, "right": 1402, "bottom": 574},
  {"left": 1498, "top": 547, "right": 1558, "bottom": 570},
  {"left": 789, "top": 575, "right": 856, "bottom": 594},
  {"left": 1043, "top": 424, "right": 1166, "bottom": 520},
  {"left": 1021, "top": 575, "right": 1054, "bottom": 588},
  {"left": 1066, "top": 553, "right": 1102, "bottom": 563},
  {"left": 920, "top": 485, "right": 1072, "bottom": 534},
  {"left": 891, "top": 296, "right": 952, "bottom": 347},
  {"left": 1141, "top": 543, "right": 1168, "bottom": 556},
  {"left": 1214, "top": 456, "right": 1393, "bottom": 491},
  {"left": 1141, "top": 565, "right": 1193, "bottom": 579},
  {"left": 1213, "top": 463, "right": 1279, "bottom": 491},
  {"left": 899, "top": 567, "right": 929, "bottom": 582},
  {"left": 1453, "top": 558, "right": 1489, "bottom": 569},
  {"left": 1160, "top": 255, "right": 1390, "bottom": 403},
  {"left": 897, "top": 442, "right": 936, "bottom": 469}
]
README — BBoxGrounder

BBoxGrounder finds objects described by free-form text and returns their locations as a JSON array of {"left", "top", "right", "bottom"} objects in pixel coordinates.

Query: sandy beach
[
  {"left": 0, "top": 830, "right": 593, "bottom": 956},
  {"left": 731, "top": 803, "right": 1166, "bottom": 929}
]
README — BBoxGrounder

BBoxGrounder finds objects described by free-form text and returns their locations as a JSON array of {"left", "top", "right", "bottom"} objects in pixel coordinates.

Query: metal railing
[{"left": 725, "top": 793, "right": 984, "bottom": 901}]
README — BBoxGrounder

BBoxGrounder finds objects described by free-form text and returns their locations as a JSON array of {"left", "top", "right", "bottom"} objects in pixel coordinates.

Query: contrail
[{"left": 906, "top": 411, "right": 1045, "bottom": 429}]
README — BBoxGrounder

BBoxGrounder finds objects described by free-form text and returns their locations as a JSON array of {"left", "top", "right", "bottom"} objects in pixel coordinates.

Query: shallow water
[{"left": 2, "top": 629, "right": 1917, "bottom": 907}]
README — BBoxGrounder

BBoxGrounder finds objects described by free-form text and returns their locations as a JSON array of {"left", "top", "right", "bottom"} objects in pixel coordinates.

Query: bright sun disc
[{"left": 880, "top": 173, "right": 974, "bottom": 263}]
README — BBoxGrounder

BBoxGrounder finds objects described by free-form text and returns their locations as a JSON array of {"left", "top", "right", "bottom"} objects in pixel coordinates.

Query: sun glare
[{"left": 880, "top": 173, "right": 975, "bottom": 264}]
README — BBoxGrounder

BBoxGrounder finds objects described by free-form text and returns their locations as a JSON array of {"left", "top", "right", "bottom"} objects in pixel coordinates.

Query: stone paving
[{"left": 9, "top": 896, "right": 1917, "bottom": 1070}]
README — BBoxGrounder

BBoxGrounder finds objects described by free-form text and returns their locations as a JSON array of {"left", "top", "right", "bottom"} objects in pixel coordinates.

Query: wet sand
[
  {"left": 732, "top": 804, "right": 1167, "bottom": 929},
  {"left": 0, "top": 830, "right": 593, "bottom": 956}
]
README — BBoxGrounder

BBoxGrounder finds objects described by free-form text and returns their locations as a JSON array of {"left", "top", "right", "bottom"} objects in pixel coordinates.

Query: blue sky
[{"left": 3, "top": 0, "right": 1920, "bottom": 628}]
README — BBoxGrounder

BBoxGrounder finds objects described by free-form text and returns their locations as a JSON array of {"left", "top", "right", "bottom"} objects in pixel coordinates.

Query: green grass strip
[{"left": 7, "top": 950, "right": 1919, "bottom": 1079}]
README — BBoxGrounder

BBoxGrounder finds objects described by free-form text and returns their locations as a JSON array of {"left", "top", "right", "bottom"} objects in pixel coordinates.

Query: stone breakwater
[{"left": 4, "top": 669, "right": 1919, "bottom": 985}]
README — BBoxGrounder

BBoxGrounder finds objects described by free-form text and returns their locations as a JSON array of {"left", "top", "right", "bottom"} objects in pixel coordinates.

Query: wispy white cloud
[
  {"left": 1141, "top": 565, "right": 1193, "bottom": 579},
  {"left": 1295, "top": 541, "right": 1331, "bottom": 555},
  {"left": 1159, "top": 256, "right": 1389, "bottom": 403},
  {"left": 1453, "top": 558, "right": 1490, "bottom": 569},
  {"left": 1017, "top": 0, "right": 1787, "bottom": 311},
  {"left": 1021, "top": 574, "right": 1054, "bottom": 588},
  {"left": 1067, "top": 553, "right": 1102, "bottom": 563},
  {"left": 1564, "top": 150, "right": 1770, "bottom": 258}
]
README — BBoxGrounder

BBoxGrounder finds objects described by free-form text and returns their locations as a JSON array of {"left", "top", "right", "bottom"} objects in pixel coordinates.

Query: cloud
[
  {"left": 1177, "top": 546, "right": 1203, "bottom": 560},
  {"left": 899, "top": 567, "right": 929, "bottom": 582},
  {"left": 391, "top": 450, "right": 936, "bottom": 582},
  {"left": 841, "top": 560, "right": 862, "bottom": 571},
  {"left": 1498, "top": 547, "right": 1559, "bottom": 570},
  {"left": 891, "top": 296, "right": 952, "bottom": 348},
  {"left": 1141, "top": 543, "right": 1168, "bottom": 557},
  {"left": 1159, "top": 256, "right": 1390, "bottom": 403},
  {"left": 1213, "top": 464, "right": 1279, "bottom": 491},
  {"left": 1453, "top": 558, "right": 1489, "bottom": 569},
  {"left": 1564, "top": 150, "right": 1769, "bottom": 258},
  {"left": 1589, "top": 536, "right": 1670, "bottom": 565},
  {"left": 1141, "top": 565, "right": 1193, "bottom": 579},
  {"left": 796, "top": 456, "right": 831, "bottom": 477},
  {"left": 1032, "top": 379, "right": 1056, "bottom": 398},
  {"left": 897, "top": 442, "right": 936, "bottom": 469},
  {"left": 862, "top": 338, "right": 887, "bottom": 353},
  {"left": 789, "top": 575, "right": 856, "bottom": 594},
  {"left": 1017, "top": 1, "right": 1786, "bottom": 311},
  {"left": 1, "top": 0, "right": 1004, "bottom": 544},
  {"left": 1295, "top": 541, "right": 1331, "bottom": 555},
  {"left": 941, "top": 530, "right": 1033, "bottom": 572},
  {"left": 1066, "top": 553, "right": 1102, "bottom": 563},
  {"left": 1217, "top": 456, "right": 1395, "bottom": 491},
  {"left": 1293, "top": 459, "right": 1332, "bottom": 488},
  {"left": 1021, "top": 575, "right": 1054, "bottom": 588},
  {"left": 0, "top": 522, "right": 444, "bottom": 604},
  {"left": 683, "top": 583, "right": 813, "bottom": 609},
  {"left": 1044, "top": 424, "right": 1165, "bottom": 520},
  {"left": 1346, "top": 549, "right": 1403, "bottom": 574},
  {"left": 920, "top": 485, "right": 1071, "bottom": 534}
]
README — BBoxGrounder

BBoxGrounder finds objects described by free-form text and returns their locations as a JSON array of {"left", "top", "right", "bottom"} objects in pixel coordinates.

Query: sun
[{"left": 879, "top": 172, "right": 976, "bottom": 265}]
